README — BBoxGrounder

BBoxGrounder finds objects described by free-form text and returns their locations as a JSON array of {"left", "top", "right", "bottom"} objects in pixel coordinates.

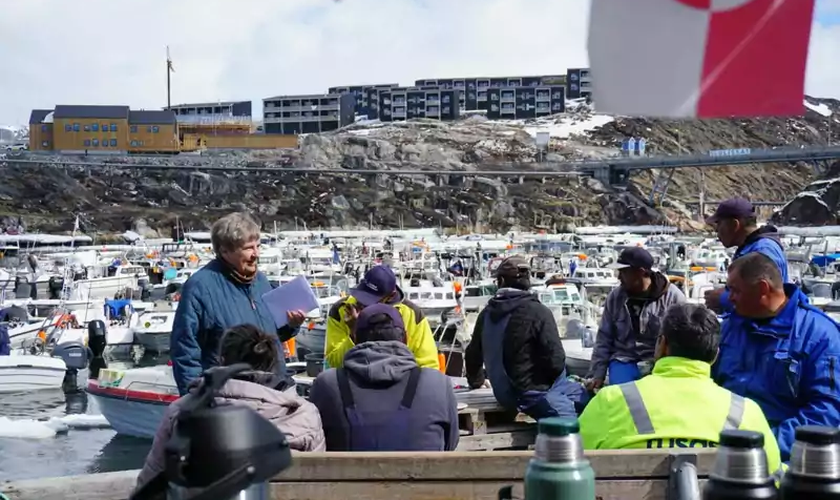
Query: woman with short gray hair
[{"left": 170, "top": 212, "right": 306, "bottom": 395}]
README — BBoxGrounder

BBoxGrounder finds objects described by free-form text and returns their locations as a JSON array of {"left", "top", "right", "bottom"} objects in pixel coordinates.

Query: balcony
[{"left": 500, "top": 92, "right": 515, "bottom": 102}]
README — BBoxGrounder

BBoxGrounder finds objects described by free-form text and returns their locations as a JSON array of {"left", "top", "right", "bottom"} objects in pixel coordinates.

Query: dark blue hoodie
[{"left": 720, "top": 225, "right": 790, "bottom": 312}]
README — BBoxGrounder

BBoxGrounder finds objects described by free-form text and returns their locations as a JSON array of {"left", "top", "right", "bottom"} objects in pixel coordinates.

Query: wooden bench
[
  {"left": 457, "top": 403, "right": 538, "bottom": 451},
  {"left": 1, "top": 449, "right": 717, "bottom": 500}
]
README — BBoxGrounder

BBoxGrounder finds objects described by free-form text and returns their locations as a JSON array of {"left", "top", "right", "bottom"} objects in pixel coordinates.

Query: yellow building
[{"left": 29, "top": 105, "right": 180, "bottom": 154}]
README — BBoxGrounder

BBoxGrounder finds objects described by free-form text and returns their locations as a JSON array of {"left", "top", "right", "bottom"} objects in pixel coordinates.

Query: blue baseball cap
[
  {"left": 706, "top": 198, "right": 755, "bottom": 225},
  {"left": 350, "top": 265, "right": 398, "bottom": 305}
]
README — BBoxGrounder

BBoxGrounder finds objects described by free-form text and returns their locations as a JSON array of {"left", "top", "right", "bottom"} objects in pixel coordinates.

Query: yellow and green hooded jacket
[
  {"left": 325, "top": 294, "right": 439, "bottom": 369},
  {"left": 579, "top": 356, "right": 782, "bottom": 474}
]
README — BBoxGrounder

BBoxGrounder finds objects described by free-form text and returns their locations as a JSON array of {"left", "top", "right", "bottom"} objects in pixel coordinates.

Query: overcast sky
[{"left": 0, "top": 0, "right": 838, "bottom": 125}]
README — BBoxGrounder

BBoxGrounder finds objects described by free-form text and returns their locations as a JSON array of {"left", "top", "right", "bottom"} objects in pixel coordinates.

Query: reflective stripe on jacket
[
  {"left": 325, "top": 296, "right": 439, "bottom": 369},
  {"left": 579, "top": 356, "right": 782, "bottom": 473}
]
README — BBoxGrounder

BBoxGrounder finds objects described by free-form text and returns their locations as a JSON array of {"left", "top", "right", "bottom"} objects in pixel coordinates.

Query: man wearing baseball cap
[
  {"left": 325, "top": 265, "right": 439, "bottom": 370},
  {"left": 311, "top": 303, "right": 459, "bottom": 451},
  {"left": 587, "top": 247, "right": 685, "bottom": 389},
  {"left": 465, "top": 255, "right": 588, "bottom": 420},
  {"left": 704, "top": 197, "right": 790, "bottom": 314}
]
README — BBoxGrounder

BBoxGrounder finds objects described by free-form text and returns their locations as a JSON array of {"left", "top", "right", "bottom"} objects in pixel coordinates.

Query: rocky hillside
[{"left": 0, "top": 98, "right": 838, "bottom": 237}]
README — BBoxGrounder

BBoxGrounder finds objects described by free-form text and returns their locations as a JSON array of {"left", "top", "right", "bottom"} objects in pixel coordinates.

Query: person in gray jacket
[
  {"left": 586, "top": 247, "right": 686, "bottom": 389},
  {"left": 310, "top": 303, "right": 459, "bottom": 451}
]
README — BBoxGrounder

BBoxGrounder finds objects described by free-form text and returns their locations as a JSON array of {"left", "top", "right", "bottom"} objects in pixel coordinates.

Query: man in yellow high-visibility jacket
[
  {"left": 579, "top": 303, "right": 782, "bottom": 473},
  {"left": 326, "top": 265, "right": 439, "bottom": 369}
]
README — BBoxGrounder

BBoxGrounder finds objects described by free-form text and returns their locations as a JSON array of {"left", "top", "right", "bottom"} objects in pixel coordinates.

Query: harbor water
[{"left": 0, "top": 356, "right": 168, "bottom": 481}]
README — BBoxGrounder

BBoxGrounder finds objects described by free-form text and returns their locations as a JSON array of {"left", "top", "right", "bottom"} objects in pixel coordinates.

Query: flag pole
[{"left": 166, "top": 46, "right": 173, "bottom": 110}]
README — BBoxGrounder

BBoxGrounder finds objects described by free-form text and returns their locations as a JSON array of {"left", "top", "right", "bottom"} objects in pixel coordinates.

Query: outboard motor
[
  {"left": 14, "top": 276, "right": 31, "bottom": 299},
  {"left": 87, "top": 319, "right": 108, "bottom": 380},
  {"left": 52, "top": 330, "right": 91, "bottom": 394},
  {"left": 48, "top": 276, "right": 64, "bottom": 300}
]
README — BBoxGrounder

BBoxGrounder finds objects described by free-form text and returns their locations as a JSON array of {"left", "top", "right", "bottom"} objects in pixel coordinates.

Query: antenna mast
[{"left": 166, "top": 46, "right": 175, "bottom": 110}]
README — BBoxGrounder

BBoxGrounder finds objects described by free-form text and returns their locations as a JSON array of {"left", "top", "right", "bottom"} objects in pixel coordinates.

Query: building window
[
  {"left": 110, "top": 139, "right": 117, "bottom": 147},
  {"left": 92, "top": 139, "right": 99, "bottom": 146},
  {"left": 130, "top": 126, "right": 138, "bottom": 133},
  {"left": 65, "top": 124, "right": 71, "bottom": 132},
  {"left": 102, "top": 124, "right": 109, "bottom": 132},
  {"left": 102, "top": 138, "right": 108, "bottom": 146},
  {"left": 84, "top": 139, "right": 91, "bottom": 147},
  {"left": 41, "top": 125, "right": 48, "bottom": 132},
  {"left": 84, "top": 125, "right": 91, "bottom": 132},
  {"left": 152, "top": 126, "right": 159, "bottom": 133},
  {"left": 92, "top": 123, "right": 99, "bottom": 132},
  {"left": 111, "top": 124, "right": 118, "bottom": 131},
  {"left": 130, "top": 140, "right": 137, "bottom": 147},
  {"left": 146, "top": 126, "right": 152, "bottom": 133},
  {"left": 73, "top": 123, "right": 80, "bottom": 132},
  {"left": 42, "top": 141, "right": 49, "bottom": 148}
]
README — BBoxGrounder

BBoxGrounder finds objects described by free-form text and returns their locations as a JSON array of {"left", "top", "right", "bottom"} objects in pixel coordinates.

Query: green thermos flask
[{"left": 524, "top": 417, "right": 596, "bottom": 500}]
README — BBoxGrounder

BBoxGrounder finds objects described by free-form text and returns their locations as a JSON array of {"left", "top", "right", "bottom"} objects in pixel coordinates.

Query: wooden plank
[
  {"left": 456, "top": 430, "right": 537, "bottom": 451},
  {"left": 0, "top": 450, "right": 717, "bottom": 500}
]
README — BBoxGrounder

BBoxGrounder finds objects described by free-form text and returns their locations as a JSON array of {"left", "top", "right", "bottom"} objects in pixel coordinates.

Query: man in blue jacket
[
  {"left": 704, "top": 198, "right": 789, "bottom": 314},
  {"left": 713, "top": 252, "right": 840, "bottom": 462},
  {"left": 170, "top": 212, "right": 306, "bottom": 395}
]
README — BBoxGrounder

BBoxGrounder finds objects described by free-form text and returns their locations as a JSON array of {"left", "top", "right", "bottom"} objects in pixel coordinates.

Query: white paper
[{"left": 262, "top": 275, "right": 320, "bottom": 328}]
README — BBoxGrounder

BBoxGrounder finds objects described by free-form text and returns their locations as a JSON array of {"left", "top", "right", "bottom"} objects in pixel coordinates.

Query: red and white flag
[{"left": 588, "top": 0, "right": 816, "bottom": 118}]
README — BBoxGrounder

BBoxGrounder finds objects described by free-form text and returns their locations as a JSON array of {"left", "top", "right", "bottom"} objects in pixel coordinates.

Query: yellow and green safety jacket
[
  {"left": 325, "top": 295, "right": 440, "bottom": 369},
  {"left": 579, "top": 356, "right": 782, "bottom": 474}
]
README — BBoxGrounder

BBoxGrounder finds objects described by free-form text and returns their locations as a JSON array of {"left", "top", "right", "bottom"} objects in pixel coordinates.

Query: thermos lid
[
  {"left": 795, "top": 426, "right": 840, "bottom": 445},
  {"left": 719, "top": 429, "right": 764, "bottom": 449},
  {"left": 539, "top": 417, "right": 579, "bottom": 437}
]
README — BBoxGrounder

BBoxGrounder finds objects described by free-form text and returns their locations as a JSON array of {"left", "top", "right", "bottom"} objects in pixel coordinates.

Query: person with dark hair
[
  {"left": 587, "top": 247, "right": 686, "bottom": 389},
  {"left": 135, "top": 324, "right": 325, "bottom": 494},
  {"left": 579, "top": 303, "right": 781, "bottom": 472},
  {"left": 713, "top": 252, "right": 840, "bottom": 462},
  {"left": 310, "top": 304, "right": 459, "bottom": 451},
  {"left": 704, "top": 197, "right": 790, "bottom": 313},
  {"left": 464, "top": 255, "right": 587, "bottom": 420}
]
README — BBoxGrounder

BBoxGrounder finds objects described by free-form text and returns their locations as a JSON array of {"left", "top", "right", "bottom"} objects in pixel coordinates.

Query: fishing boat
[{"left": 0, "top": 351, "right": 68, "bottom": 393}]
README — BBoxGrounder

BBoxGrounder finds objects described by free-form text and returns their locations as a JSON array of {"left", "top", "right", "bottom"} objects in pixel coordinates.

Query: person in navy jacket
[
  {"left": 713, "top": 253, "right": 840, "bottom": 462},
  {"left": 170, "top": 212, "right": 306, "bottom": 395},
  {"left": 704, "top": 198, "right": 790, "bottom": 314}
]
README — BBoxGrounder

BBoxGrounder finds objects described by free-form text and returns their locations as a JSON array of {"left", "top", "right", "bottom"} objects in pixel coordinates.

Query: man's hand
[
  {"left": 344, "top": 303, "right": 363, "bottom": 341},
  {"left": 705, "top": 288, "right": 725, "bottom": 313},
  {"left": 584, "top": 378, "right": 604, "bottom": 392},
  {"left": 286, "top": 310, "right": 307, "bottom": 329}
]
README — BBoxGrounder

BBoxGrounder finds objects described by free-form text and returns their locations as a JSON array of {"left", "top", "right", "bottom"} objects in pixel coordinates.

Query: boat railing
[{"left": 120, "top": 379, "right": 179, "bottom": 401}]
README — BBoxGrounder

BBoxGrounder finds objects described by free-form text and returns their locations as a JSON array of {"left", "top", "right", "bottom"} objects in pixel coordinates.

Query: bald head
[{"left": 728, "top": 253, "right": 783, "bottom": 291}]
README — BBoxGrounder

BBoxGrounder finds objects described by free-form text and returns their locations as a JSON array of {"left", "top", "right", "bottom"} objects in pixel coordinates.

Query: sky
[{"left": 0, "top": 0, "right": 838, "bottom": 125}]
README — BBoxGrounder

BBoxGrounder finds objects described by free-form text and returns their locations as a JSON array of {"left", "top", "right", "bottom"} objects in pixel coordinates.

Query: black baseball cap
[
  {"left": 494, "top": 255, "right": 531, "bottom": 279},
  {"left": 706, "top": 198, "right": 755, "bottom": 225},
  {"left": 607, "top": 247, "right": 654, "bottom": 271}
]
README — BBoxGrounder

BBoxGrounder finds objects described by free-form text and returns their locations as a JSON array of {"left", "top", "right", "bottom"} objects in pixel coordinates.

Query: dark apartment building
[
  {"left": 168, "top": 101, "right": 252, "bottom": 121},
  {"left": 566, "top": 68, "right": 592, "bottom": 100},
  {"left": 412, "top": 75, "right": 566, "bottom": 112},
  {"left": 262, "top": 93, "right": 356, "bottom": 134},
  {"left": 485, "top": 85, "right": 566, "bottom": 120},
  {"left": 375, "top": 87, "right": 460, "bottom": 122},
  {"left": 328, "top": 83, "right": 399, "bottom": 117}
]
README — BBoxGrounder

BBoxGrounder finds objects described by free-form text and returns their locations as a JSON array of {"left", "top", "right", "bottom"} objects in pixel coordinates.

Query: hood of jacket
[
  {"left": 343, "top": 340, "right": 417, "bottom": 385},
  {"left": 737, "top": 225, "right": 783, "bottom": 255},
  {"left": 625, "top": 271, "right": 671, "bottom": 301},
  {"left": 210, "top": 371, "right": 324, "bottom": 452},
  {"left": 485, "top": 288, "right": 539, "bottom": 321}
]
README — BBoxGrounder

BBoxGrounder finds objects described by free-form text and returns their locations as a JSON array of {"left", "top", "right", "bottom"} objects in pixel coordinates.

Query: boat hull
[
  {"left": 296, "top": 324, "right": 326, "bottom": 356},
  {"left": 87, "top": 383, "right": 176, "bottom": 439},
  {"left": 133, "top": 331, "right": 171, "bottom": 353},
  {"left": 0, "top": 355, "right": 67, "bottom": 393}
]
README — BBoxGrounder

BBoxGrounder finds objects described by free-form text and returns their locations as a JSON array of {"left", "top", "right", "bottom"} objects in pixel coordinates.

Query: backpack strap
[{"left": 400, "top": 367, "right": 423, "bottom": 409}]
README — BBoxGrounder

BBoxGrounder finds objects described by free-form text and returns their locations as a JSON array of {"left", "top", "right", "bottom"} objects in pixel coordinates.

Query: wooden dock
[{"left": 1, "top": 449, "right": 717, "bottom": 500}]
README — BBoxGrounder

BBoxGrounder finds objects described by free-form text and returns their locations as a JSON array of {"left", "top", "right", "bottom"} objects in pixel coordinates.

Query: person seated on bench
[
  {"left": 135, "top": 324, "right": 326, "bottom": 494},
  {"left": 578, "top": 303, "right": 782, "bottom": 474},
  {"left": 465, "top": 256, "right": 588, "bottom": 420},
  {"left": 310, "top": 304, "right": 459, "bottom": 451}
]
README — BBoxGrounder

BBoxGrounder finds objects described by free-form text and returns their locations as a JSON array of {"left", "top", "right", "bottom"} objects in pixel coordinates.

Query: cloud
[{"left": 0, "top": 0, "right": 836, "bottom": 125}]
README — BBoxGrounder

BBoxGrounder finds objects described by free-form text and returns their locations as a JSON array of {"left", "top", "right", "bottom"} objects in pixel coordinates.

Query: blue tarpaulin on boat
[
  {"left": 163, "top": 268, "right": 178, "bottom": 280},
  {"left": 811, "top": 254, "right": 840, "bottom": 267},
  {"left": 105, "top": 299, "right": 133, "bottom": 318}
]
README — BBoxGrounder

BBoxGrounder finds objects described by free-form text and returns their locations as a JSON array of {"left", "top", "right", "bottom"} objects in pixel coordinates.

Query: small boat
[
  {"left": 0, "top": 351, "right": 68, "bottom": 393},
  {"left": 132, "top": 311, "right": 176, "bottom": 353},
  {"left": 86, "top": 365, "right": 178, "bottom": 439}
]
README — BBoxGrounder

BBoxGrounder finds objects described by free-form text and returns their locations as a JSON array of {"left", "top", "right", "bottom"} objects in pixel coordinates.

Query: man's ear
[
  {"left": 711, "top": 348, "right": 720, "bottom": 366},
  {"left": 758, "top": 280, "right": 771, "bottom": 297}
]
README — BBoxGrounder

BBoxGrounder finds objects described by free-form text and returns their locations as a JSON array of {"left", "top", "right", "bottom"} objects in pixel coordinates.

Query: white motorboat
[
  {"left": 86, "top": 365, "right": 179, "bottom": 439},
  {"left": 132, "top": 310, "right": 176, "bottom": 353},
  {"left": 0, "top": 351, "right": 67, "bottom": 393}
]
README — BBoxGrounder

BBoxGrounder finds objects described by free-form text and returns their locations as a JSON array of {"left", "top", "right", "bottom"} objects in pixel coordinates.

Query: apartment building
[
  {"left": 328, "top": 83, "right": 399, "bottom": 116},
  {"left": 412, "top": 75, "right": 566, "bottom": 112},
  {"left": 262, "top": 93, "right": 356, "bottom": 134},
  {"left": 169, "top": 101, "right": 252, "bottom": 121},
  {"left": 566, "top": 68, "right": 592, "bottom": 100},
  {"left": 485, "top": 85, "right": 566, "bottom": 120},
  {"left": 375, "top": 87, "right": 460, "bottom": 122}
]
